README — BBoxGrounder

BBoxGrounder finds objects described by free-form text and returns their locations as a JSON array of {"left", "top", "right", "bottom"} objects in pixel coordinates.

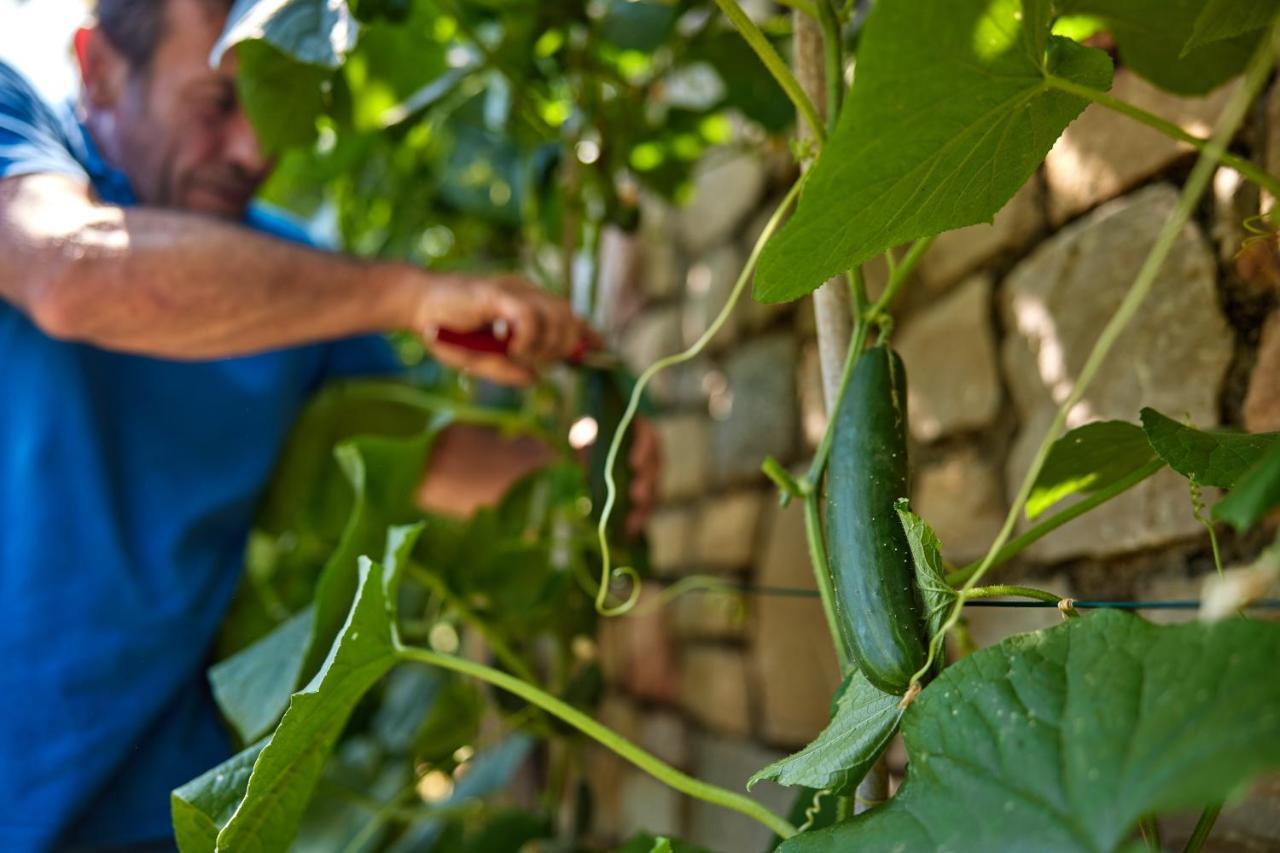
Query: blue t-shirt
[{"left": 0, "top": 62, "right": 401, "bottom": 851}]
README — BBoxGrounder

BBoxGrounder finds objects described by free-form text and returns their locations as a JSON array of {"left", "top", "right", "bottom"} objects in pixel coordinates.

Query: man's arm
[{"left": 0, "top": 173, "right": 585, "bottom": 384}]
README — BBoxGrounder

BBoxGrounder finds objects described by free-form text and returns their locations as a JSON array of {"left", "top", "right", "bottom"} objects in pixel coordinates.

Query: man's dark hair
[{"left": 95, "top": 0, "right": 235, "bottom": 72}]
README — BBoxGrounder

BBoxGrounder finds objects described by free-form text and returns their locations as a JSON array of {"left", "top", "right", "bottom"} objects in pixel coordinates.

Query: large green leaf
[
  {"left": 1140, "top": 408, "right": 1279, "bottom": 489},
  {"left": 214, "top": 0, "right": 358, "bottom": 67},
  {"left": 749, "top": 671, "right": 902, "bottom": 793},
  {"left": 1214, "top": 441, "right": 1280, "bottom": 532},
  {"left": 896, "top": 500, "right": 956, "bottom": 640},
  {"left": 234, "top": 40, "right": 332, "bottom": 152},
  {"left": 214, "top": 525, "right": 423, "bottom": 852},
  {"left": 779, "top": 611, "right": 1280, "bottom": 852},
  {"left": 209, "top": 605, "right": 316, "bottom": 743},
  {"left": 754, "top": 0, "right": 1111, "bottom": 303},
  {"left": 1062, "top": 0, "right": 1265, "bottom": 95},
  {"left": 303, "top": 432, "right": 438, "bottom": 679},
  {"left": 171, "top": 739, "right": 268, "bottom": 852},
  {"left": 1185, "top": 0, "right": 1280, "bottom": 52},
  {"left": 1027, "top": 421, "right": 1160, "bottom": 519}
]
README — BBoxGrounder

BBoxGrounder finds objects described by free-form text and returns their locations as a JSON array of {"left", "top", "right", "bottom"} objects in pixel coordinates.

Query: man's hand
[{"left": 415, "top": 273, "right": 596, "bottom": 387}]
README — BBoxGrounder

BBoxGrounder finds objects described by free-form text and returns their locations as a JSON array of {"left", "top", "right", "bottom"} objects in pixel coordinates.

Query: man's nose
[{"left": 223, "top": 108, "right": 268, "bottom": 177}]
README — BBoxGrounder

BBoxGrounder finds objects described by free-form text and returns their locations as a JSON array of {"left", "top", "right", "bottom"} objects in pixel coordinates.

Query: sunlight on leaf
[{"left": 1027, "top": 421, "right": 1159, "bottom": 519}]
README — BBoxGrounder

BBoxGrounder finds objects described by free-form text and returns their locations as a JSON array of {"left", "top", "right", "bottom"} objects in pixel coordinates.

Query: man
[{"left": 0, "top": 0, "right": 655, "bottom": 849}]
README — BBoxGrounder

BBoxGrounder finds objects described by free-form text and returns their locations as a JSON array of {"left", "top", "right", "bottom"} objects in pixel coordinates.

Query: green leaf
[
  {"left": 895, "top": 500, "right": 957, "bottom": 639},
  {"left": 1213, "top": 441, "right": 1280, "bottom": 532},
  {"left": 209, "top": 605, "right": 315, "bottom": 743},
  {"left": 234, "top": 40, "right": 331, "bottom": 152},
  {"left": 172, "top": 739, "right": 268, "bottom": 853},
  {"left": 214, "top": 0, "right": 358, "bottom": 67},
  {"left": 216, "top": 525, "right": 424, "bottom": 852},
  {"left": 749, "top": 671, "right": 902, "bottom": 793},
  {"left": 1062, "top": 0, "right": 1265, "bottom": 95},
  {"left": 1185, "top": 0, "right": 1280, "bottom": 52},
  {"left": 1140, "top": 408, "right": 1279, "bottom": 489},
  {"left": 303, "top": 432, "right": 438, "bottom": 679},
  {"left": 779, "top": 611, "right": 1280, "bottom": 852},
  {"left": 1027, "top": 421, "right": 1160, "bottom": 519},
  {"left": 754, "top": 0, "right": 1112, "bottom": 303}
]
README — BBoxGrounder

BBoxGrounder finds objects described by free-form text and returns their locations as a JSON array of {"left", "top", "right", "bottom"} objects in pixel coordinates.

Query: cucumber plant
[{"left": 171, "top": 1, "right": 1280, "bottom": 851}]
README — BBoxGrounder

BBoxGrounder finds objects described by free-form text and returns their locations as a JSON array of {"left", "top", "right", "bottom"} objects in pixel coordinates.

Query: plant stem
[
  {"left": 1183, "top": 804, "right": 1222, "bottom": 853},
  {"left": 1138, "top": 816, "right": 1162, "bottom": 851},
  {"left": 397, "top": 644, "right": 797, "bottom": 839},
  {"left": 804, "top": 493, "right": 852, "bottom": 671},
  {"left": 405, "top": 565, "right": 537, "bottom": 684},
  {"left": 913, "top": 19, "right": 1280, "bottom": 689},
  {"left": 965, "top": 584, "right": 1062, "bottom": 605},
  {"left": 945, "top": 459, "right": 1164, "bottom": 586},
  {"left": 594, "top": 176, "right": 806, "bottom": 615},
  {"left": 817, "top": 0, "right": 844, "bottom": 128},
  {"left": 709, "top": 0, "right": 826, "bottom": 143},
  {"left": 867, "top": 235, "right": 936, "bottom": 319},
  {"left": 1044, "top": 74, "right": 1280, "bottom": 199}
]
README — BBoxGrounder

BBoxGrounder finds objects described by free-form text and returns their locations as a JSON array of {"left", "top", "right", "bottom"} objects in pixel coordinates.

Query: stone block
[
  {"left": 1002, "top": 185, "right": 1231, "bottom": 560},
  {"left": 683, "top": 244, "right": 746, "bottom": 350},
  {"left": 639, "top": 710, "right": 690, "bottom": 768},
  {"left": 897, "top": 275, "right": 1002, "bottom": 442},
  {"left": 798, "top": 340, "right": 826, "bottom": 450},
  {"left": 688, "top": 734, "right": 792, "bottom": 853},
  {"left": 1245, "top": 311, "right": 1280, "bottom": 434},
  {"left": 918, "top": 178, "right": 1044, "bottom": 290},
  {"left": 694, "top": 490, "right": 766, "bottom": 572},
  {"left": 679, "top": 646, "right": 752, "bottom": 737},
  {"left": 911, "top": 448, "right": 1006, "bottom": 565},
  {"left": 620, "top": 306, "right": 683, "bottom": 403},
  {"left": 646, "top": 506, "right": 697, "bottom": 577},
  {"left": 655, "top": 415, "right": 712, "bottom": 502},
  {"left": 639, "top": 194, "right": 684, "bottom": 300},
  {"left": 712, "top": 335, "right": 799, "bottom": 484},
  {"left": 598, "top": 588, "right": 679, "bottom": 702},
  {"left": 618, "top": 771, "right": 683, "bottom": 840},
  {"left": 751, "top": 501, "right": 844, "bottom": 746},
  {"left": 1045, "top": 71, "right": 1239, "bottom": 224},
  {"left": 676, "top": 151, "right": 768, "bottom": 254}
]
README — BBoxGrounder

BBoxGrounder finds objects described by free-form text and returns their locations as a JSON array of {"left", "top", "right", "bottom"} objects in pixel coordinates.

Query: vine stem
[
  {"left": 911, "top": 19, "right": 1280, "bottom": 690},
  {"left": 804, "top": 493, "right": 852, "bottom": 671},
  {"left": 965, "top": 584, "right": 1062, "bottom": 605},
  {"left": 593, "top": 176, "right": 807, "bottom": 615},
  {"left": 1183, "top": 804, "right": 1222, "bottom": 853},
  {"left": 396, "top": 644, "right": 797, "bottom": 839},
  {"left": 867, "top": 235, "right": 936, "bottom": 319},
  {"left": 945, "top": 459, "right": 1164, "bottom": 586},
  {"left": 708, "top": 0, "right": 826, "bottom": 143},
  {"left": 1044, "top": 74, "right": 1280, "bottom": 199}
]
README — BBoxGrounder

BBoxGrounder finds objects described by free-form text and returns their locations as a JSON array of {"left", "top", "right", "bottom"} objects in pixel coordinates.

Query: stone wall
[{"left": 586, "top": 69, "right": 1280, "bottom": 851}]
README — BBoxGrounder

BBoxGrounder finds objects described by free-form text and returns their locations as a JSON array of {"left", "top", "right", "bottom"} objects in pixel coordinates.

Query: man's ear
[{"left": 75, "top": 27, "right": 128, "bottom": 109}]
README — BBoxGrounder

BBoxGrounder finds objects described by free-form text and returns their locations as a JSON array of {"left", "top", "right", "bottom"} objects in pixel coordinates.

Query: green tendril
[{"left": 592, "top": 176, "right": 808, "bottom": 617}]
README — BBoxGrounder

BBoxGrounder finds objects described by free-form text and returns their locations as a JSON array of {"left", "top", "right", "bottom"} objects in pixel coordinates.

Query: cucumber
[{"left": 825, "top": 344, "right": 927, "bottom": 693}]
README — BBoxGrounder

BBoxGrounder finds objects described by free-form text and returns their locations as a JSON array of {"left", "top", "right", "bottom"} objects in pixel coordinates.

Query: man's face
[{"left": 93, "top": 0, "right": 271, "bottom": 218}]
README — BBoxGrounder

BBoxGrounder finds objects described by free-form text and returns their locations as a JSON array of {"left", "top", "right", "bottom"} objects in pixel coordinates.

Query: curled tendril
[
  {"left": 592, "top": 177, "right": 807, "bottom": 617},
  {"left": 797, "top": 787, "right": 832, "bottom": 833},
  {"left": 598, "top": 565, "right": 644, "bottom": 617},
  {"left": 626, "top": 575, "right": 747, "bottom": 622}
]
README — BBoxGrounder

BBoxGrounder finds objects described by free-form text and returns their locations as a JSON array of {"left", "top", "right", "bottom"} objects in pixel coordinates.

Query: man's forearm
[{"left": 15, "top": 186, "right": 421, "bottom": 358}]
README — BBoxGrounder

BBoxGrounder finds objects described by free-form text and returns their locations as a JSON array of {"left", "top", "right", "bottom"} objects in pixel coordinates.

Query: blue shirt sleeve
[{"left": 0, "top": 61, "right": 88, "bottom": 182}]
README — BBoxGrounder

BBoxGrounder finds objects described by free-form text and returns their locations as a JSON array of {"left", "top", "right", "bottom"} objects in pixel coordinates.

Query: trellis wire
[{"left": 677, "top": 583, "right": 1280, "bottom": 611}]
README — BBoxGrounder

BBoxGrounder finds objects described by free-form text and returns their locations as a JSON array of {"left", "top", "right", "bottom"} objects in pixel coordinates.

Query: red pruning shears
[{"left": 434, "top": 322, "right": 619, "bottom": 369}]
